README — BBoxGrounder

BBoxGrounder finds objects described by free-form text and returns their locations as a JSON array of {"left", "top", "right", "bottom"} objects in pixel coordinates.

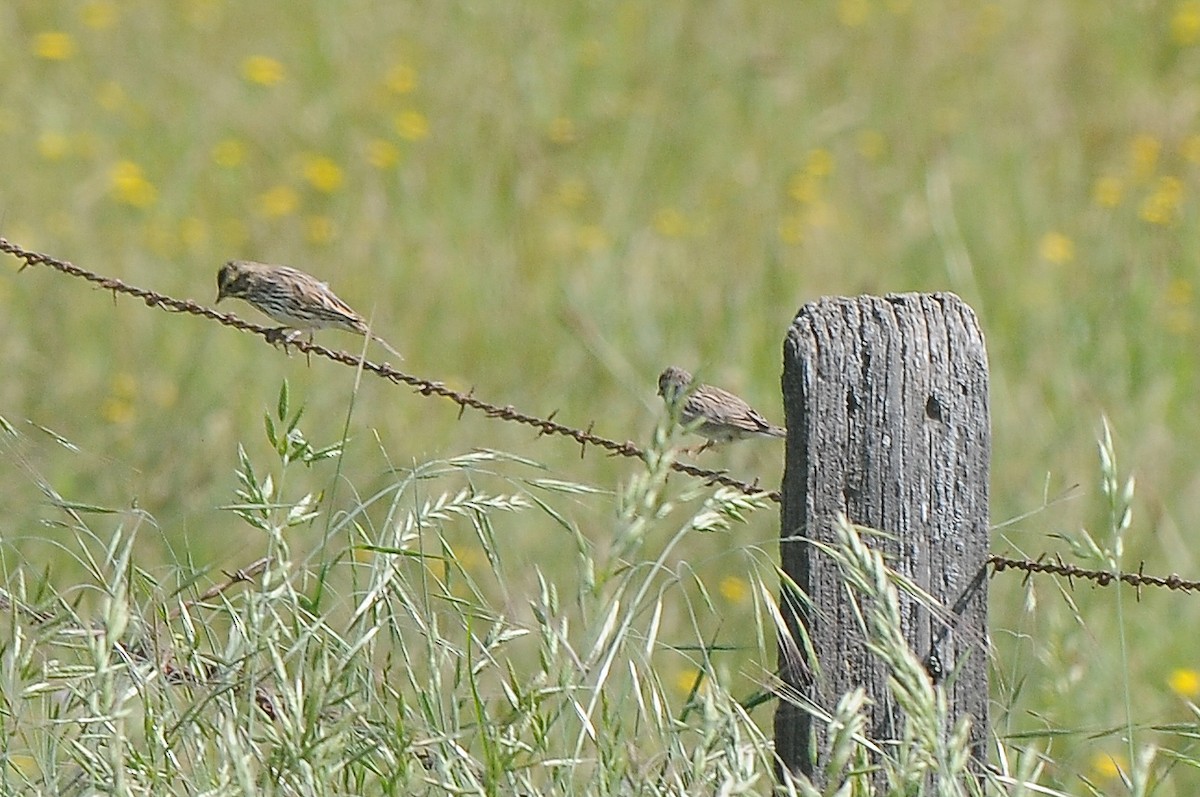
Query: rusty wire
[
  {"left": 987, "top": 554, "right": 1200, "bottom": 594},
  {"left": 0, "top": 236, "right": 775, "bottom": 501},
  {"left": 4, "top": 236, "right": 1200, "bottom": 595}
]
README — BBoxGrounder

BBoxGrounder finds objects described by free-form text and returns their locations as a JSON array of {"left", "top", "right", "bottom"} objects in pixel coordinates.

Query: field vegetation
[{"left": 3, "top": 1, "right": 1200, "bottom": 793}]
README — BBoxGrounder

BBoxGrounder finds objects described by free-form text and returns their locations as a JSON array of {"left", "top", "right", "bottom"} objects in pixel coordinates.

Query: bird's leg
[
  {"left": 694, "top": 439, "right": 715, "bottom": 455},
  {"left": 263, "top": 327, "right": 286, "bottom": 347},
  {"left": 263, "top": 328, "right": 310, "bottom": 364},
  {"left": 265, "top": 327, "right": 300, "bottom": 351}
]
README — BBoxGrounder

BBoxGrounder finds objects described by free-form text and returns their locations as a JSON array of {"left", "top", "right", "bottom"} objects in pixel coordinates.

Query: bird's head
[
  {"left": 216, "top": 260, "right": 255, "bottom": 303},
  {"left": 657, "top": 366, "right": 693, "bottom": 400}
]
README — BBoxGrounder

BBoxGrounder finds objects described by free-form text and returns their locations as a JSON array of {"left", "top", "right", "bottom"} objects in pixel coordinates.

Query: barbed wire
[
  {"left": 4, "top": 236, "right": 1199, "bottom": 596},
  {"left": 0, "top": 236, "right": 774, "bottom": 501},
  {"left": 986, "top": 554, "right": 1200, "bottom": 594}
]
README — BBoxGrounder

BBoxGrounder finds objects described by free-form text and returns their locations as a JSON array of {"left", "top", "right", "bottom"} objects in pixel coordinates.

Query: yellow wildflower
[
  {"left": 973, "top": 3, "right": 1005, "bottom": 38},
  {"left": 1173, "top": 2, "right": 1200, "bottom": 45},
  {"left": 394, "top": 110, "right": 429, "bottom": 141},
  {"left": 674, "top": 667, "right": 704, "bottom": 694},
  {"left": 1169, "top": 668, "right": 1200, "bottom": 698},
  {"left": 6, "top": 753, "right": 37, "bottom": 779},
  {"left": 1130, "top": 134, "right": 1161, "bottom": 179},
  {"left": 653, "top": 207, "right": 688, "bottom": 238},
  {"left": 257, "top": 185, "right": 299, "bottom": 218},
  {"left": 837, "top": 0, "right": 870, "bottom": 27},
  {"left": 1092, "top": 176, "right": 1122, "bottom": 208},
  {"left": 806, "top": 148, "right": 835, "bottom": 177},
  {"left": 301, "top": 154, "right": 344, "bottom": 193},
  {"left": 101, "top": 373, "right": 137, "bottom": 425},
  {"left": 212, "top": 138, "right": 245, "bottom": 168},
  {"left": 1167, "top": 278, "right": 1194, "bottom": 307},
  {"left": 242, "top": 55, "right": 285, "bottom": 86},
  {"left": 718, "top": 576, "right": 749, "bottom": 604},
  {"left": 1167, "top": 281, "right": 1196, "bottom": 334},
  {"left": 101, "top": 397, "right": 134, "bottom": 425},
  {"left": 109, "top": 161, "right": 158, "bottom": 208},
  {"left": 556, "top": 177, "right": 588, "bottom": 209},
  {"left": 1182, "top": 134, "right": 1200, "bottom": 164},
  {"left": 1138, "top": 175, "right": 1185, "bottom": 225},
  {"left": 81, "top": 0, "right": 118, "bottom": 30},
  {"left": 788, "top": 173, "right": 820, "bottom": 204},
  {"left": 1090, "top": 752, "right": 1125, "bottom": 780},
  {"left": 856, "top": 129, "right": 886, "bottom": 161},
  {"left": 33, "top": 32, "right": 76, "bottom": 61},
  {"left": 1037, "top": 232, "right": 1075, "bottom": 264},
  {"left": 366, "top": 138, "right": 400, "bottom": 169},
  {"left": 385, "top": 64, "right": 418, "bottom": 94},
  {"left": 112, "top": 373, "right": 136, "bottom": 399},
  {"left": 37, "top": 132, "right": 70, "bottom": 161}
]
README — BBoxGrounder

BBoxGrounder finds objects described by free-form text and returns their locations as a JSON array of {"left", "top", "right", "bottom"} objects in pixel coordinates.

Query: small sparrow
[
  {"left": 657, "top": 366, "right": 785, "bottom": 451},
  {"left": 216, "top": 260, "right": 403, "bottom": 360}
]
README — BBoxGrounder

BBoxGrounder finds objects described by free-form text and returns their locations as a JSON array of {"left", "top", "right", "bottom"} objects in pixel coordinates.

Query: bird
[
  {"left": 216, "top": 260, "right": 403, "bottom": 360},
  {"left": 656, "top": 366, "right": 785, "bottom": 452}
]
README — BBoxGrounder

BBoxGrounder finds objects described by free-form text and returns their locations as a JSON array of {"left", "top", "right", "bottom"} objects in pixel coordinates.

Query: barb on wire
[
  {"left": 166, "top": 557, "right": 270, "bottom": 621},
  {"left": 0, "top": 236, "right": 778, "bottom": 502}
]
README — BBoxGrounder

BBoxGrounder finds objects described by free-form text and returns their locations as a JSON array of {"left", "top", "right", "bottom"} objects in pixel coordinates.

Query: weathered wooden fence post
[{"left": 774, "top": 293, "right": 990, "bottom": 785}]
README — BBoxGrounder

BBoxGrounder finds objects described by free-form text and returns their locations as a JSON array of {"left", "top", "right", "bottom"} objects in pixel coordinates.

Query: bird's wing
[
  {"left": 686, "top": 385, "right": 750, "bottom": 430},
  {"left": 690, "top": 384, "right": 784, "bottom": 435}
]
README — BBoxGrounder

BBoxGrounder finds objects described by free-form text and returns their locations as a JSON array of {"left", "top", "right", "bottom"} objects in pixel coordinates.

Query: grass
[
  {"left": 4, "top": 0, "right": 1200, "bottom": 792},
  {"left": 0, "top": 394, "right": 1038, "bottom": 795},
  {"left": 0, "top": 393, "right": 768, "bottom": 795}
]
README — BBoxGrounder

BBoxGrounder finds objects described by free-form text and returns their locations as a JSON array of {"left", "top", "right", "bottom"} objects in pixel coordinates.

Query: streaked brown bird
[
  {"left": 657, "top": 366, "right": 785, "bottom": 452},
  {"left": 216, "top": 260, "right": 403, "bottom": 360}
]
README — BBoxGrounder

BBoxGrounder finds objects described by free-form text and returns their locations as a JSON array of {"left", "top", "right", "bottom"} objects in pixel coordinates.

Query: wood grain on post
[{"left": 775, "top": 293, "right": 990, "bottom": 782}]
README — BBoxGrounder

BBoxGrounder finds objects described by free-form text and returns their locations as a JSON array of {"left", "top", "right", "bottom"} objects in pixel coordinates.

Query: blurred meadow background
[{"left": 4, "top": 0, "right": 1200, "bottom": 792}]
